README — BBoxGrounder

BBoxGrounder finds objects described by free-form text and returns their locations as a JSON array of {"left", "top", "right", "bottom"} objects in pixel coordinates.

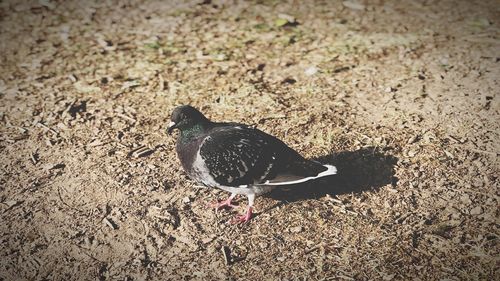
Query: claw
[
  {"left": 209, "top": 199, "right": 238, "bottom": 211},
  {"left": 231, "top": 207, "right": 253, "bottom": 224}
]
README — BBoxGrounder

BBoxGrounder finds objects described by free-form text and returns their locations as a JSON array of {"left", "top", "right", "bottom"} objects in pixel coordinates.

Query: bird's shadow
[{"left": 265, "top": 146, "right": 398, "bottom": 205}]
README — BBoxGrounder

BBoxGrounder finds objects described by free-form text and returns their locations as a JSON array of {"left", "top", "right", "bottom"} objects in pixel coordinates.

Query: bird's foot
[
  {"left": 231, "top": 207, "right": 253, "bottom": 224},
  {"left": 208, "top": 198, "right": 238, "bottom": 211}
]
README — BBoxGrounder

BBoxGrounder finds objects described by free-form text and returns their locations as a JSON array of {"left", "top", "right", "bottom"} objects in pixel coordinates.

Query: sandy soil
[{"left": 1, "top": 0, "right": 499, "bottom": 280}]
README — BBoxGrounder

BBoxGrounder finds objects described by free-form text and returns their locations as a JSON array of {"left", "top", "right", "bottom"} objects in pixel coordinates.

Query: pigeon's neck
[{"left": 178, "top": 122, "right": 210, "bottom": 144}]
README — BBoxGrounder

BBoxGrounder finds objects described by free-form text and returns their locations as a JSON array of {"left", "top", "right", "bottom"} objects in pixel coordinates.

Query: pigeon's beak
[{"left": 167, "top": 121, "right": 176, "bottom": 135}]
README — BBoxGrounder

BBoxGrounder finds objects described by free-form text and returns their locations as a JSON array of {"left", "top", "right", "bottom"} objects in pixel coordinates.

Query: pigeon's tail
[
  {"left": 316, "top": 164, "right": 338, "bottom": 178},
  {"left": 256, "top": 163, "right": 337, "bottom": 186}
]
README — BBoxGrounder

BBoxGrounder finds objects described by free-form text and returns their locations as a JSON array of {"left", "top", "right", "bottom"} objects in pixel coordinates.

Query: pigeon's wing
[
  {"left": 199, "top": 125, "right": 285, "bottom": 187},
  {"left": 200, "top": 124, "right": 336, "bottom": 187}
]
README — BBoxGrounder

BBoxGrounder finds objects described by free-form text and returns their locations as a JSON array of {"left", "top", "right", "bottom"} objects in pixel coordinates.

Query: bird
[{"left": 167, "top": 105, "right": 337, "bottom": 223}]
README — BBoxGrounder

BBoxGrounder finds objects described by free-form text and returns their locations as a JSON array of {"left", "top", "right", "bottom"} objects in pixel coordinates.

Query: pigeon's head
[{"left": 167, "top": 105, "right": 209, "bottom": 135}]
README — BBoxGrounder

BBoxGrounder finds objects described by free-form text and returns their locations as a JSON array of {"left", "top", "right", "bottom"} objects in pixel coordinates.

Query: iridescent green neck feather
[{"left": 179, "top": 123, "right": 207, "bottom": 143}]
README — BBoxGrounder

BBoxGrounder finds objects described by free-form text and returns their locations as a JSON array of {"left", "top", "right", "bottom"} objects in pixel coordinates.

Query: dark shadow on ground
[{"left": 266, "top": 146, "right": 399, "bottom": 203}]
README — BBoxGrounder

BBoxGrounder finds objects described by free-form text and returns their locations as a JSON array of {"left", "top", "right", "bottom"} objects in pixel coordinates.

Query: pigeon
[{"left": 167, "top": 105, "right": 337, "bottom": 223}]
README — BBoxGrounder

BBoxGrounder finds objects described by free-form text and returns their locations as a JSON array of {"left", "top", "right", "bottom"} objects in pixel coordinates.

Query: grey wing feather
[{"left": 200, "top": 126, "right": 279, "bottom": 186}]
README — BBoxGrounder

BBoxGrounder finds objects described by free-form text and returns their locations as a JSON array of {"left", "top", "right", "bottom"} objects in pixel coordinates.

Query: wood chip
[
  {"left": 30, "top": 152, "right": 39, "bottom": 164},
  {"left": 201, "top": 237, "right": 214, "bottom": 244},
  {"left": 68, "top": 74, "right": 78, "bottom": 82},
  {"left": 121, "top": 81, "right": 141, "bottom": 90},
  {"left": 129, "top": 145, "right": 154, "bottom": 158},
  {"left": 103, "top": 218, "right": 118, "bottom": 230},
  {"left": 158, "top": 74, "right": 165, "bottom": 91},
  {"left": 74, "top": 81, "right": 101, "bottom": 93},
  {"left": 343, "top": 1, "right": 365, "bottom": 10},
  {"left": 407, "top": 135, "right": 419, "bottom": 144}
]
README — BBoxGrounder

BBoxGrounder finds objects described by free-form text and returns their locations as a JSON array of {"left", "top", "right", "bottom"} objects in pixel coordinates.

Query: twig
[
  {"left": 257, "top": 114, "right": 287, "bottom": 124},
  {"left": 88, "top": 140, "right": 111, "bottom": 147},
  {"left": 468, "top": 148, "right": 498, "bottom": 156},
  {"left": 221, "top": 246, "right": 232, "bottom": 265},
  {"left": 36, "top": 122, "right": 59, "bottom": 135},
  {"left": 116, "top": 113, "right": 136, "bottom": 123}
]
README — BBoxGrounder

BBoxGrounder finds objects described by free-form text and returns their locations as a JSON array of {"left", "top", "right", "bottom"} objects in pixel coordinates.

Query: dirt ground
[{"left": 1, "top": 0, "right": 499, "bottom": 280}]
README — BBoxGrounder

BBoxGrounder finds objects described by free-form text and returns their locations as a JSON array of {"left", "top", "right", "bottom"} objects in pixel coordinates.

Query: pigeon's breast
[
  {"left": 177, "top": 136, "right": 218, "bottom": 188},
  {"left": 176, "top": 139, "right": 197, "bottom": 171}
]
